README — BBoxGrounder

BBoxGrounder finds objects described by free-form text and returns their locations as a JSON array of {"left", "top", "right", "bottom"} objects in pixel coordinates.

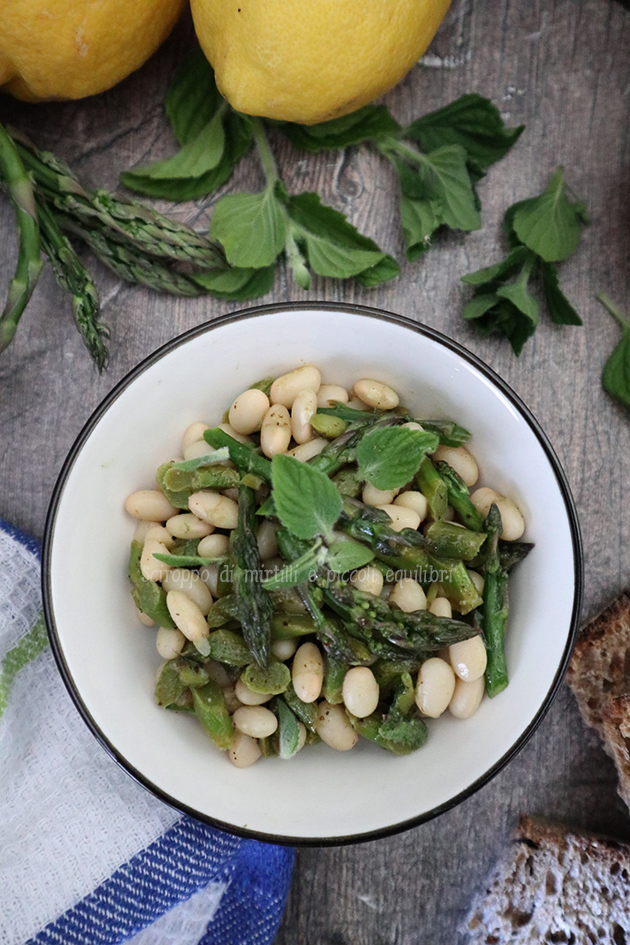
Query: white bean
[
  {"left": 260, "top": 404, "right": 292, "bottom": 457},
  {"left": 467, "top": 570, "right": 485, "bottom": 595},
  {"left": 429, "top": 596, "right": 452, "bottom": 619},
  {"left": 125, "top": 490, "right": 177, "bottom": 522},
  {"left": 133, "top": 519, "right": 159, "bottom": 543},
  {"left": 217, "top": 422, "right": 251, "bottom": 445},
  {"left": 433, "top": 445, "right": 479, "bottom": 487},
  {"left": 379, "top": 504, "right": 421, "bottom": 533},
  {"left": 346, "top": 397, "right": 367, "bottom": 410},
  {"left": 184, "top": 440, "right": 215, "bottom": 462},
  {"left": 449, "top": 635, "right": 487, "bottom": 682},
  {"left": 166, "top": 590, "right": 209, "bottom": 645},
  {"left": 449, "top": 676, "right": 485, "bottom": 719},
  {"left": 270, "top": 365, "right": 321, "bottom": 408},
  {"left": 271, "top": 638, "right": 297, "bottom": 661},
  {"left": 144, "top": 524, "right": 174, "bottom": 547},
  {"left": 363, "top": 483, "right": 396, "bottom": 506},
  {"left": 198, "top": 533, "right": 230, "bottom": 558},
  {"left": 229, "top": 732, "right": 262, "bottom": 768},
  {"left": 415, "top": 658, "right": 456, "bottom": 718},
  {"left": 200, "top": 564, "right": 220, "bottom": 596},
  {"left": 390, "top": 578, "right": 427, "bottom": 613},
  {"left": 317, "top": 384, "right": 349, "bottom": 408},
  {"left": 182, "top": 421, "right": 209, "bottom": 453},
  {"left": 166, "top": 513, "right": 214, "bottom": 540},
  {"left": 189, "top": 491, "right": 239, "bottom": 529},
  {"left": 350, "top": 566, "right": 383, "bottom": 598},
  {"left": 315, "top": 701, "right": 358, "bottom": 751},
  {"left": 342, "top": 667, "right": 379, "bottom": 718},
  {"left": 156, "top": 626, "right": 186, "bottom": 660},
  {"left": 292, "top": 642, "right": 324, "bottom": 703},
  {"left": 140, "top": 538, "right": 172, "bottom": 582},
  {"left": 162, "top": 570, "right": 213, "bottom": 615},
  {"left": 353, "top": 378, "right": 399, "bottom": 410},
  {"left": 228, "top": 388, "right": 270, "bottom": 435},
  {"left": 287, "top": 438, "right": 328, "bottom": 462},
  {"left": 234, "top": 678, "right": 273, "bottom": 706},
  {"left": 394, "top": 491, "right": 428, "bottom": 521},
  {"left": 136, "top": 606, "right": 154, "bottom": 627},
  {"left": 257, "top": 520, "right": 279, "bottom": 561},
  {"left": 402, "top": 421, "right": 424, "bottom": 431},
  {"left": 291, "top": 388, "right": 318, "bottom": 444},
  {"left": 470, "top": 488, "right": 525, "bottom": 541},
  {"left": 233, "top": 705, "right": 278, "bottom": 738}
]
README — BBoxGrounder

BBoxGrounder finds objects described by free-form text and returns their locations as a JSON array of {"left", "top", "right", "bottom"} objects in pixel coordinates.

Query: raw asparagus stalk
[
  {"left": 435, "top": 461, "right": 485, "bottom": 531},
  {"left": 204, "top": 427, "right": 273, "bottom": 483},
  {"left": 231, "top": 483, "right": 273, "bottom": 668},
  {"left": 0, "top": 123, "right": 43, "bottom": 355},
  {"left": 36, "top": 199, "right": 109, "bottom": 370},
  {"left": 424, "top": 520, "right": 486, "bottom": 561},
  {"left": 415, "top": 457, "right": 448, "bottom": 521}
]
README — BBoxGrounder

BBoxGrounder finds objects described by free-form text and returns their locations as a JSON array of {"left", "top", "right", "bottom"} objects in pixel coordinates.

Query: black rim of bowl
[{"left": 42, "top": 302, "right": 584, "bottom": 847}]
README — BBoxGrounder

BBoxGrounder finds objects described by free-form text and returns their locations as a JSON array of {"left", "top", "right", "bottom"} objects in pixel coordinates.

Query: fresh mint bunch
[
  {"left": 461, "top": 167, "right": 587, "bottom": 355},
  {"left": 121, "top": 51, "right": 524, "bottom": 295}
]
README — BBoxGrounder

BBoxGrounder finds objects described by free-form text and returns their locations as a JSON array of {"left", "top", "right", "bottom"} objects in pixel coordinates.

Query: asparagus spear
[
  {"left": 339, "top": 500, "right": 482, "bottom": 614},
  {"left": 231, "top": 483, "right": 273, "bottom": 668},
  {"left": 318, "top": 404, "right": 471, "bottom": 447},
  {"left": 0, "top": 124, "right": 43, "bottom": 355},
  {"left": 157, "top": 460, "right": 239, "bottom": 509},
  {"left": 435, "top": 461, "right": 485, "bottom": 531},
  {"left": 424, "top": 520, "right": 486, "bottom": 561},
  {"left": 204, "top": 427, "right": 273, "bottom": 483},
  {"left": 480, "top": 504, "right": 509, "bottom": 697},
  {"left": 415, "top": 457, "right": 448, "bottom": 521},
  {"left": 321, "top": 580, "right": 480, "bottom": 657},
  {"left": 36, "top": 199, "right": 109, "bottom": 371},
  {"left": 308, "top": 415, "right": 399, "bottom": 478}
]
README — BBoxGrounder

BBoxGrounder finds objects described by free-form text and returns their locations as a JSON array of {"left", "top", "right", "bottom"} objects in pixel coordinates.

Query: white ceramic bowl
[{"left": 43, "top": 304, "right": 582, "bottom": 845}]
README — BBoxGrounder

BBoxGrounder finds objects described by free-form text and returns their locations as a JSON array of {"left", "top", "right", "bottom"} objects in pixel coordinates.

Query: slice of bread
[
  {"left": 567, "top": 591, "right": 630, "bottom": 808},
  {"left": 465, "top": 815, "right": 630, "bottom": 943}
]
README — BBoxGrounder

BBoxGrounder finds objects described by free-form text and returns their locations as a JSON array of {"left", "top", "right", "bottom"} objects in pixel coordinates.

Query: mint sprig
[
  {"left": 356, "top": 427, "right": 439, "bottom": 490},
  {"left": 461, "top": 168, "right": 586, "bottom": 355},
  {"left": 272, "top": 454, "right": 342, "bottom": 542},
  {"left": 598, "top": 293, "right": 630, "bottom": 410}
]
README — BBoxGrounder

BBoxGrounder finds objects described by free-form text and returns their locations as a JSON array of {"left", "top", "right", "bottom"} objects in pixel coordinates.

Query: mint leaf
[
  {"left": 211, "top": 184, "right": 287, "bottom": 268},
  {"left": 272, "top": 454, "right": 342, "bottom": 541},
  {"left": 512, "top": 167, "right": 588, "bottom": 262},
  {"left": 423, "top": 146, "right": 482, "bottom": 232},
  {"left": 405, "top": 94, "right": 524, "bottom": 170},
  {"left": 327, "top": 539, "right": 374, "bottom": 573},
  {"left": 285, "top": 192, "right": 399, "bottom": 285},
  {"left": 598, "top": 293, "right": 630, "bottom": 410},
  {"left": 462, "top": 245, "right": 530, "bottom": 286},
  {"left": 357, "top": 427, "right": 439, "bottom": 490},
  {"left": 262, "top": 540, "right": 327, "bottom": 590},
  {"left": 279, "top": 105, "right": 401, "bottom": 152},
  {"left": 276, "top": 698, "right": 301, "bottom": 759},
  {"left": 123, "top": 111, "right": 225, "bottom": 182},
  {"left": 541, "top": 262, "right": 582, "bottom": 326},
  {"left": 462, "top": 250, "right": 539, "bottom": 356},
  {"left": 165, "top": 49, "right": 221, "bottom": 146},
  {"left": 192, "top": 264, "right": 275, "bottom": 301}
]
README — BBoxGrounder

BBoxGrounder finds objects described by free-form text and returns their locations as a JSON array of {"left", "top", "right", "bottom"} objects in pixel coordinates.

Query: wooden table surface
[{"left": 1, "top": 1, "right": 629, "bottom": 941}]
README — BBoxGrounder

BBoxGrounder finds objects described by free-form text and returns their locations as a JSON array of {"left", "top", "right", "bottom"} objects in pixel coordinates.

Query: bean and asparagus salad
[{"left": 124, "top": 365, "right": 533, "bottom": 768}]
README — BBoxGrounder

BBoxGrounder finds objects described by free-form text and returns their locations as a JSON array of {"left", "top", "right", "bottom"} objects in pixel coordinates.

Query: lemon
[
  {"left": 0, "top": 0, "right": 187, "bottom": 102},
  {"left": 190, "top": 0, "right": 451, "bottom": 125}
]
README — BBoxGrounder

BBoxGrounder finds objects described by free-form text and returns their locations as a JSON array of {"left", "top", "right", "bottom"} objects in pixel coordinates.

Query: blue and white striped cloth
[{"left": 0, "top": 520, "right": 293, "bottom": 945}]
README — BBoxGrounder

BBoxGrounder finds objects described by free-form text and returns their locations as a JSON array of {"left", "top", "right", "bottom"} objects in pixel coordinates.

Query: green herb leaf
[
  {"left": 272, "top": 453, "right": 342, "bottom": 541},
  {"left": 423, "top": 145, "right": 482, "bottom": 232},
  {"left": 598, "top": 293, "right": 630, "bottom": 409},
  {"left": 123, "top": 111, "right": 226, "bottom": 183},
  {"left": 356, "top": 427, "right": 439, "bottom": 490},
  {"left": 326, "top": 538, "right": 374, "bottom": 573},
  {"left": 279, "top": 104, "right": 401, "bottom": 152},
  {"left": 541, "top": 262, "right": 582, "bottom": 325},
  {"left": 405, "top": 94, "right": 524, "bottom": 170},
  {"left": 192, "top": 264, "right": 275, "bottom": 301},
  {"left": 165, "top": 48, "right": 222, "bottom": 146},
  {"left": 461, "top": 245, "right": 530, "bottom": 286},
  {"left": 262, "top": 540, "right": 327, "bottom": 590},
  {"left": 285, "top": 192, "right": 399, "bottom": 285},
  {"left": 276, "top": 698, "right": 302, "bottom": 759},
  {"left": 511, "top": 167, "right": 588, "bottom": 263},
  {"left": 211, "top": 184, "right": 287, "bottom": 268}
]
